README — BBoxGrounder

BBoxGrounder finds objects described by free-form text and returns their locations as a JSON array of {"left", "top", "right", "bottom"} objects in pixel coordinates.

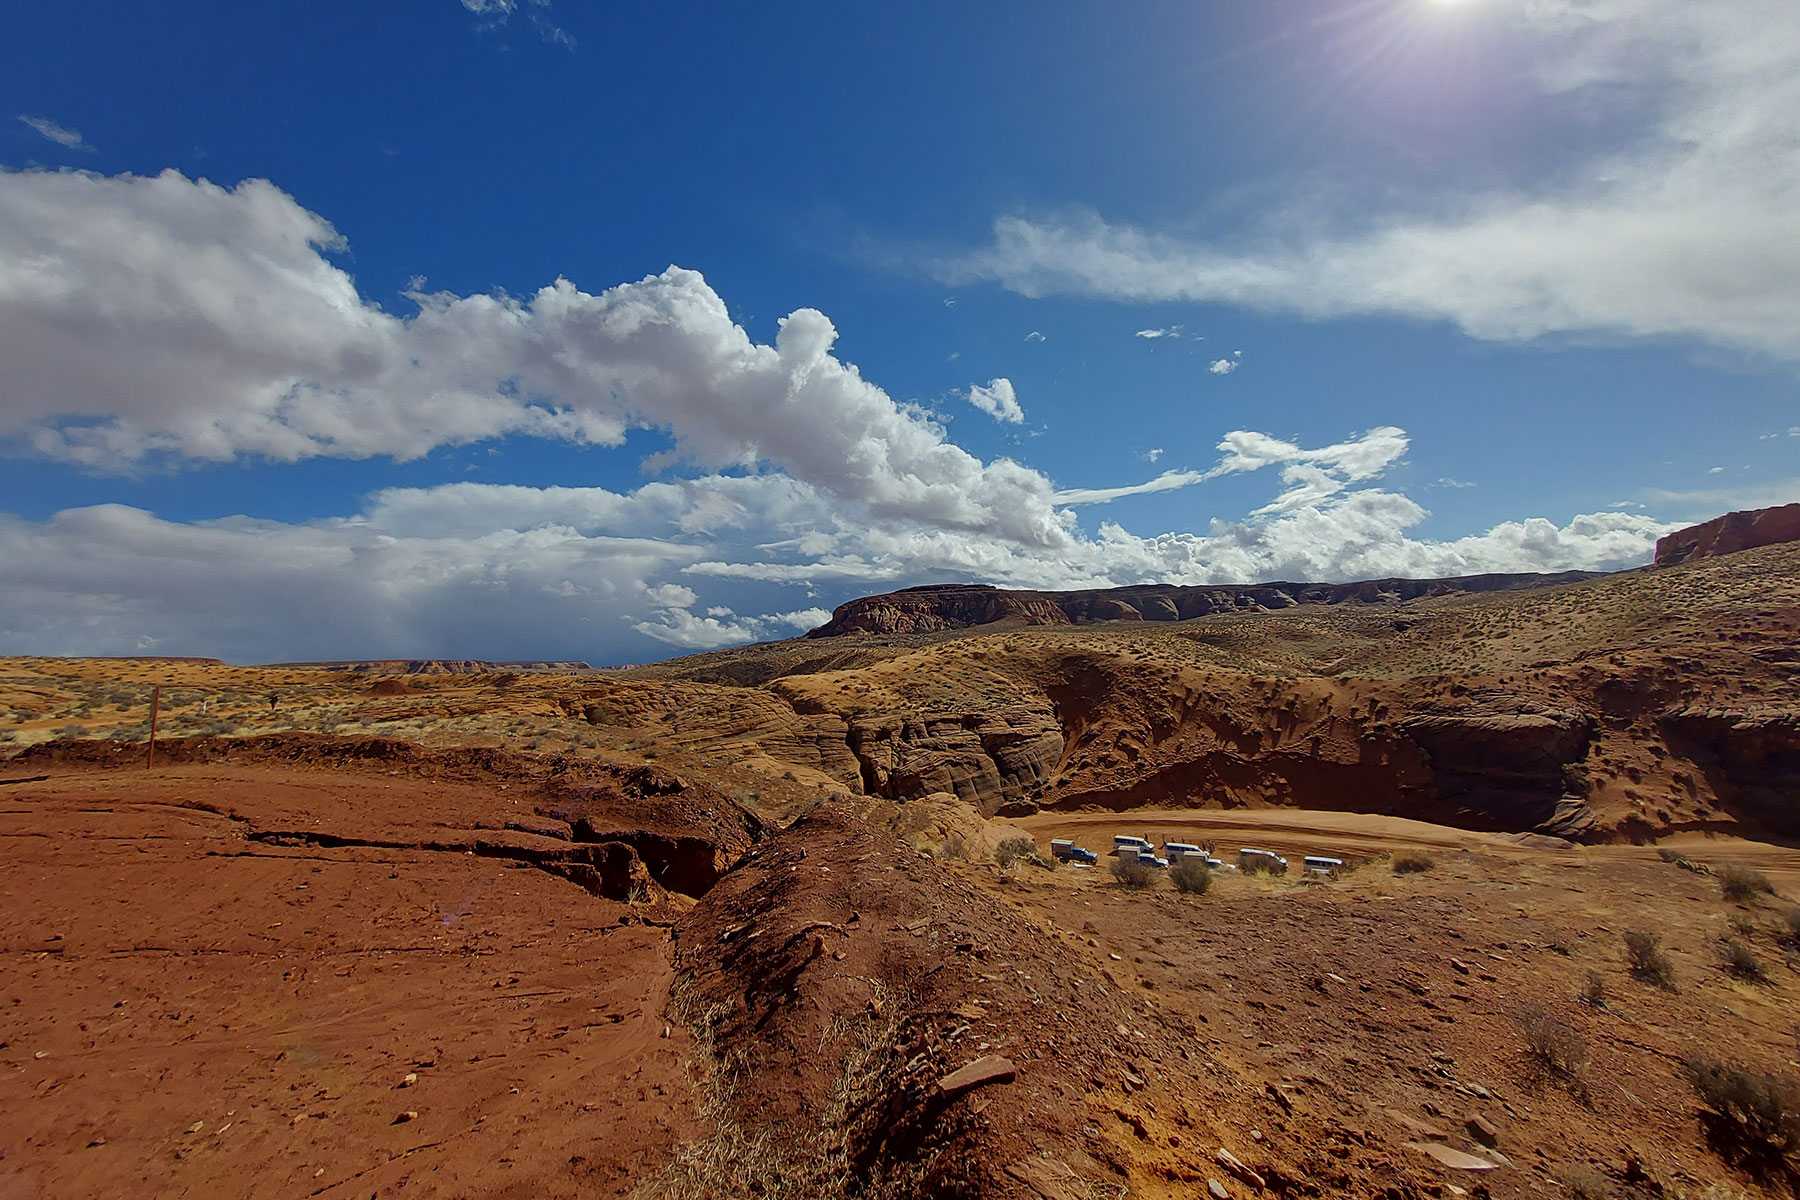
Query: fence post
[{"left": 147, "top": 685, "right": 161, "bottom": 769}]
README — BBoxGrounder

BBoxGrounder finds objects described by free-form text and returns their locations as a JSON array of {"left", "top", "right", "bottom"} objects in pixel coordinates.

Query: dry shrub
[
  {"left": 992, "top": 836, "right": 1045, "bottom": 870},
  {"left": 1623, "top": 931, "right": 1676, "bottom": 988},
  {"left": 935, "top": 832, "right": 968, "bottom": 862},
  {"left": 1721, "top": 939, "right": 1766, "bottom": 981},
  {"left": 1170, "top": 858, "right": 1212, "bottom": 895},
  {"left": 1721, "top": 864, "right": 1774, "bottom": 903},
  {"left": 1111, "top": 855, "right": 1155, "bottom": 889},
  {"left": 1682, "top": 1058, "right": 1800, "bottom": 1168},
  {"left": 1392, "top": 852, "right": 1436, "bottom": 875},
  {"left": 1579, "top": 970, "right": 1607, "bottom": 1009},
  {"left": 1517, "top": 1002, "right": 1589, "bottom": 1089},
  {"left": 1784, "top": 907, "right": 1800, "bottom": 948}
]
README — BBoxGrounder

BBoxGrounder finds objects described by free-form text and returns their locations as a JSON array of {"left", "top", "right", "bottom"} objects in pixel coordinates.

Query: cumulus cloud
[
  {"left": 0, "top": 168, "right": 1680, "bottom": 664},
  {"left": 942, "top": 2, "right": 1800, "bottom": 362},
  {"left": 0, "top": 461, "right": 1674, "bottom": 662},
  {"left": 18, "top": 116, "right": 89, "bottom": 150},
  {"left": 0, "top": 167, "right": 1075, "bottom": 548},
  {"left": 966, "top": 377, "right": 1025, "bottom": 424},
  {"left": 1208, "top": 358, "right": 1238, "bottom": 375}
]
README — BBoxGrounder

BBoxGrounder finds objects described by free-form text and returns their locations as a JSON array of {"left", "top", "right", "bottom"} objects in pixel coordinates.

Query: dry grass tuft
[
  {"left": 1391, "top": 852, "right": 1436, "bottom": 875},
  {"left": 1623, "top": 931, "right": 1676, "bottom": 989}
]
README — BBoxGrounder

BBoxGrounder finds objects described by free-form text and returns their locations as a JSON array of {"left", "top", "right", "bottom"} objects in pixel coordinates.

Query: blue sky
[{"left": 1, "top": 0, "right": 1796, "bottom": 664}]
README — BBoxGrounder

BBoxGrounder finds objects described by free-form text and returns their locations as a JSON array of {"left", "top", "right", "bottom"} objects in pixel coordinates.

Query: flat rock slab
[
  {"left": 937, "top": 1055, "right": 1017, "bottom": 1100},
  {"left": 1406, "top": 1142, "right": 1501, "bottom": 1171}
]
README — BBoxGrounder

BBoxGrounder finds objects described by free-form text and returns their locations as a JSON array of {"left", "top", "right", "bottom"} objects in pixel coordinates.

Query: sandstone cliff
[{"left": 1654, "top": 502, "right": 1800, "bottom": 566}]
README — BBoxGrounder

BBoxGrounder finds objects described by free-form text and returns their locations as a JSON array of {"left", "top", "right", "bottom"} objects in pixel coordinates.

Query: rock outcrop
[
  {"left": 809, "top": 572, "right": 1603, "bottom": 637},
  {"left": 1654, "top": 503, "right": 1800, "bottom": 566}
]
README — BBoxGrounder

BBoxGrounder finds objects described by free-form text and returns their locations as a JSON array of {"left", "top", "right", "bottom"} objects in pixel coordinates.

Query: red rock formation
[{"left": 1654, "top": 503, "right": 1800, "bottom": 566}]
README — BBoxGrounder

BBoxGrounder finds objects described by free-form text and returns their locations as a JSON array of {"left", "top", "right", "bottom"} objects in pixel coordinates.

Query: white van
[{"left": 1238, "top": 847, "right": 1289, "bottom": 874}]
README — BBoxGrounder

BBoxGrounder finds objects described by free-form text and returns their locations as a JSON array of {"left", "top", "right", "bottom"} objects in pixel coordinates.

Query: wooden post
[{"left": 147, "top": 685, "right": 161, "bottom": 770}]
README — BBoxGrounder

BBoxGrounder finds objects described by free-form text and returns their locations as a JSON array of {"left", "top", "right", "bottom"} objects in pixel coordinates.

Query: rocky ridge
[
  {"left": 809, "top": 572, "right": 1604, "bottom": 637},
  {"left": 1654, "top": 502, "right": 1800, "bottom": 566}
]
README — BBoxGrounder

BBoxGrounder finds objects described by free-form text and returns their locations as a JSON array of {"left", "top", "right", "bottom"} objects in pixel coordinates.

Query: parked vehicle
[
  {"left": 1164, "top": 841, "right": 1204, "bottom": 863},
  {"left": 1303, "top": 855, "right": 1345, "bottom": 877},
  {"left": 1051, "top": 838, "right": 1099, "bottom": 865},
  {"left": 1135, "top": 851, "right": 1169, "bottom": 869},
  {"left": 1112, "top": 835, "right": 1154, "bottom": 856}
]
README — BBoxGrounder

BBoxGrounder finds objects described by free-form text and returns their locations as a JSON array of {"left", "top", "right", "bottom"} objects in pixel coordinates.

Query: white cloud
[
  {"left": 942, "top": 2, "right": 1800, "bottom": 362},
  {"left": 1435, "top": 477, "right": 1476, "bottom": 489},
  {"left": 1023, "top": 331, "right": 1045, "bottom": 342},
  {"left": 966, "top": 377, "right": 1025, "bottom": 424},
  {"left": 1135, "top": 326, "right": 1182, "bottom": 339},
  {"left": 459, "top": 0, "right": 572, "bottom": 45},
  {"left": 0, "top": 167, "right": 1077, "bottom": 549},
  {"left": 0, "top": 169, "right": 1684, "bottom": 664},
  {"left": 18, "top": 116, "right": 89, "bottom": 151},
  {"left": 1208, "top": 358, "right": 1238, "bottom": 375},
  {"left": 1054, "top": 425, "right": 1409, "bottom": 507},
  {"left": 1708, "top": 466, "right": 1725, "bottom": 474},
  {"left": 1143, "top": 448, "right": 1163, "bottom": 463}
]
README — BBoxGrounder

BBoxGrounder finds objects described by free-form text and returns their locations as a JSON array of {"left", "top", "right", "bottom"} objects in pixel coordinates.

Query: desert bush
[
  {"left": 106, "top": 724, "right": 149, "bottom": 742},
  {"left": 1392, "top": 852, "right": 1436, "bottom": 875},
  {"left": 1623, "top": 931, "right": 1676, "bottom": 988},
  {"left": 1170, "top": 858, "right": 1213, "bottom": 895},
  {"left": 1721, "top": 864, "right": 1775, "bottom": 903},
  {"left": 1729, "top": 911, "right": 1759, "bottom": 939},
  {"left": 1721, "top": 939, "right": 1766, "bottom": 981},
  {"left": 1579, "top": 970, "right": 1607, "bottom": 1008},
  {"left": 1681, "top": 1058, "right": 1800, "bottom": 1164},
  {"left": 1111, "top": 855, "right": 1155, "bottom": 889},
  {"left": 1783, "top": 907, "right": 1800, "bottom": 948},
  {"left": 1517, "top": 1002, "right": 1588, "bottom": 1087},
  {"left": 992, "top": 836, "right": 1043, "bottom": 869},
  {"left": 51, "top": 723, "right": 88, "bottom": 739},
  {"left": 935, "top": 832, "right": 968, "bottom": 862}
]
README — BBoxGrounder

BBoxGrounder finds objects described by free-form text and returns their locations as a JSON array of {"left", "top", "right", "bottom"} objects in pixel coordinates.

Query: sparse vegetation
[
  {"left": 934, "top": 831, "right": 968, "bottom": 862},
  {"left": 1721, "top": 864, "right": 1775, "bottom": 903},
  {"left": 993, "top": 836, "right": 1047, "bottom": 870},
  {"left": 1110, "top": 855, "right": 1155, "bottom": 889},
  {"left": 1579, "top": 970, "right": 1607, "bottom": 1008},
  {"left": 51, "top": 723, "right": 88, "bottom": 739},
  {"left": 1517, "top": 1002, "right": 1589, "bottom": 1091},
  {"left": 1170, "top": 858, "right": 1212, "bottom": 894},
  {"left": 1624, "top": 930, "right": 1676, "bottom": 988},
  {"left": 1721, "top": 939, "right": 1766, "bottom": 981},
  {"left": 1392, "top": 852, "right": 1436, "bottom": 875},
  {"left": 1682, "top": 1058, "right": 1800, "bottom": 1167},
  {"left": 1783, "top": 906, "right": 1800, "bottom": 948}
]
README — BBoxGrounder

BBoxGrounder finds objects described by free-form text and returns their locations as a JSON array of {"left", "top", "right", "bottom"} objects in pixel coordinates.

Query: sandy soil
[{"left": 0, "top": 763, "right": 705, "bottom": 1199}]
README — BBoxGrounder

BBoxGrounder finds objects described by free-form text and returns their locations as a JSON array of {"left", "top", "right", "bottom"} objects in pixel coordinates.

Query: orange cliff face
[{"left": 1655, "top": 502, "right": 1800, "bottom": 566}]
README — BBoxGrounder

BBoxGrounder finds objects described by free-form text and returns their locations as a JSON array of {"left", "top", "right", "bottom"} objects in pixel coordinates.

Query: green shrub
[
  {"left": 1392, "top": 852, "right": 1436, "bottom": 875},
  {"left": 1111, "top": 855, "right": 1155, "bottom": 889},
  {"left": 1170, "top": 858, "right": 1212, "bottom": 895},
  {"left": 1623, "top": 931, "right": 1675, "bottom": 988},
  {"left": 1721, "top": 864, "right": 1774, "bottom": 903}
]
